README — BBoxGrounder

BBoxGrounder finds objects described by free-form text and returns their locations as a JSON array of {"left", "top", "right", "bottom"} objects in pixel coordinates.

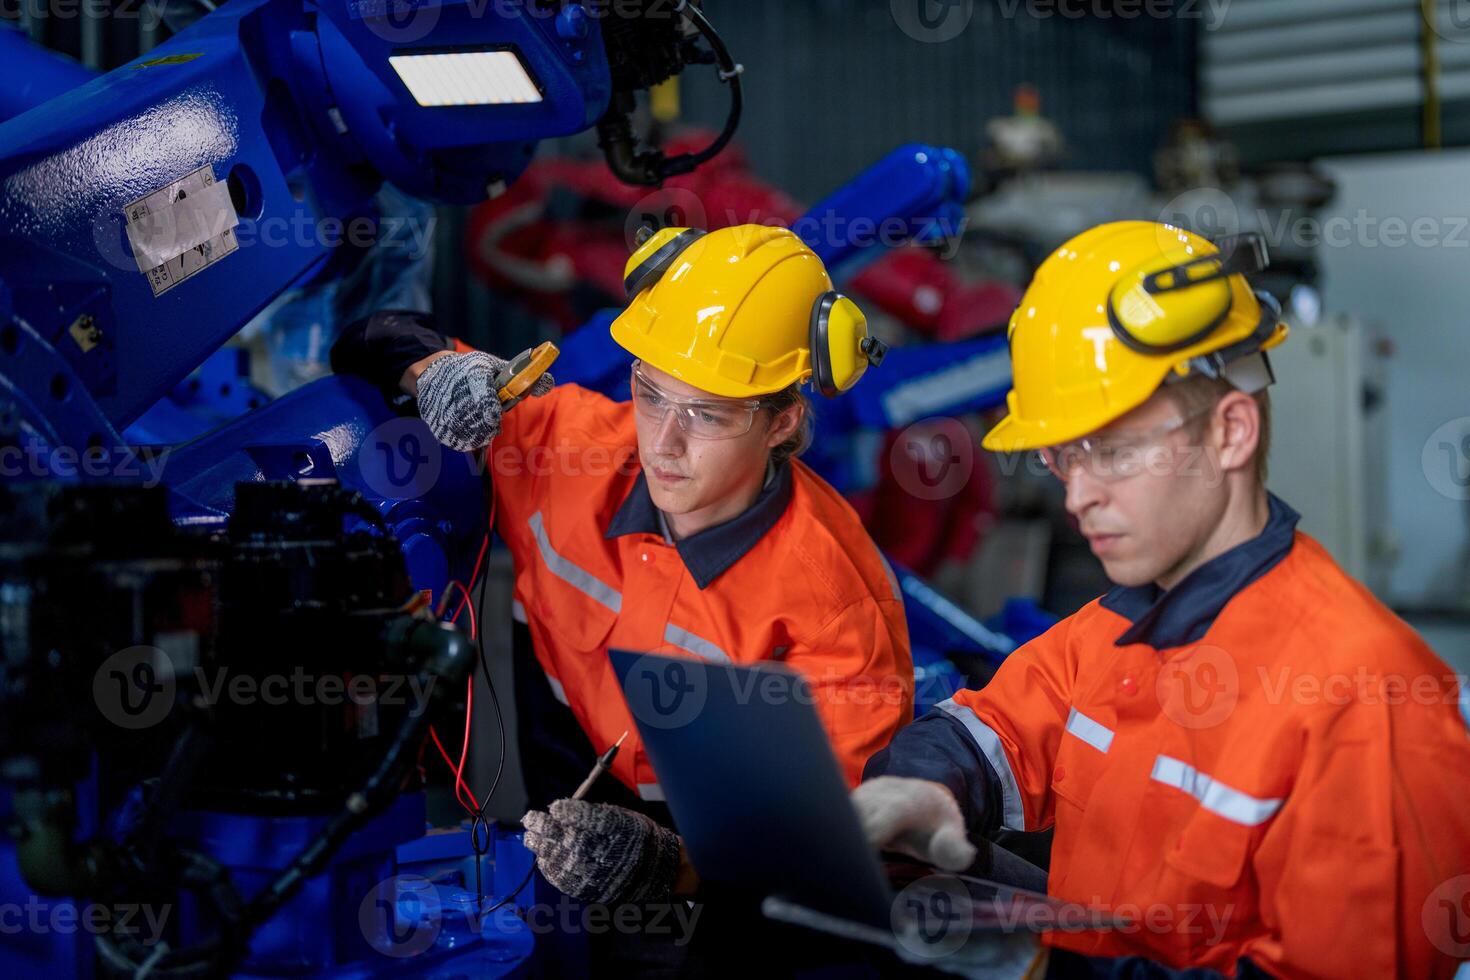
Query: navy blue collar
[
  {"left": 605, "top": 461, "right": 794, "bottom": 590},
  {"left": 1099, "top": 493, "right": 1301, "bottom": 650}
]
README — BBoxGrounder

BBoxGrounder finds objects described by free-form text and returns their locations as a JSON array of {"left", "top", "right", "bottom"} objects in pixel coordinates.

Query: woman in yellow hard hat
[{"left": 333, "top": 222, "right": 907, "bottom": 973}]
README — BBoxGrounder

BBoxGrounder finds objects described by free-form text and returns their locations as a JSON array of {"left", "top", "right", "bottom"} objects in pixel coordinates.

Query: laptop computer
[{"left": 608, "top": 649, "right": 1116, "bottom": 963}]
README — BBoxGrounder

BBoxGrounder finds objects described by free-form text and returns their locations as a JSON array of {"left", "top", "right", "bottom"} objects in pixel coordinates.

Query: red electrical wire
[
  {"left": 428, "top": 723, "right": 480, "bottom": 813},
  {"left": 429, "top": 452, "right": 504, "bottom": 821},
  {"left": 454, "top": 677, "right": 475, "bottom": 809},
  {"left": 452, "top": 534, "right": 490, "bottom": 625},
  {"left": 441, "top": 579, "right": 477, "bottom": 640}
]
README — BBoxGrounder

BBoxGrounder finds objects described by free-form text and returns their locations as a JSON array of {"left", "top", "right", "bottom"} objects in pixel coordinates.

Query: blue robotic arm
[
  {"left": 0, "top": 0, "right": 608, "bottom": 439},
  {"left": 0, "top": 0, "right": 729, "bottom": 461},
  {"left": 0, "top": 0, "right": 742, "bottom": 605}
]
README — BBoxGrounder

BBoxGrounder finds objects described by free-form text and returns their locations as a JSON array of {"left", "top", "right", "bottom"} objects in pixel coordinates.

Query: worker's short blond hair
[{"left": 1162, "top": 374, "right": 1272, "bottom": 485}]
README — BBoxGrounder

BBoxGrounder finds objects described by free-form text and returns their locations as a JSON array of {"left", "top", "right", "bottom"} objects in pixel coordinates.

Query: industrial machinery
[
  {"left": 0, "top": 1, "right": 743, "bottom": 975},
  {"left": 0, "top": 1, "right": 1041, "bottom": 973},
  {"left": 0, "top": 478, "right": 483, "bottom": 976}
]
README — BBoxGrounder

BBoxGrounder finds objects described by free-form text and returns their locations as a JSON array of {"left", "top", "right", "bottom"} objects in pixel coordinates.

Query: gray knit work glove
[
  {"left": 415, "top": 351, "right": 554, "bottom": 452},
  {"left": 521, "top": 799, "right": 682, "bottom": 905}
]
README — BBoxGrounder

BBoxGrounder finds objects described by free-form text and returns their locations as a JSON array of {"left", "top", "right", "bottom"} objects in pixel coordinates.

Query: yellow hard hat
[
  {"left": 982, "top": 220, "right": 1290, "bottom": 453},
  {"left": 610, "top": 224, "right": 889, "bottom": 399}
]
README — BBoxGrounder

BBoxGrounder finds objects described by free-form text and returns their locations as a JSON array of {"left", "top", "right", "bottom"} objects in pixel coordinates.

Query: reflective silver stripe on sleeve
[
  {"left": 638, "top": 783, "right": 665, "bottom": 801},
  {"left": 527, "top": 511, "right": 621, "bottom": 614},
  {"left": 544, "top": 670, "right": 569, "bottom": 706},
  {"left": 1064, "top": 707, "right": 1114, "bottom": 754},
  {"left": 1150, "top": 755, "right": 1284, "bottom": 827},
  {"left": 511, "top": 599, "right": 527, "bottom": 624},
  {"left": 935, "top": 698, "right": 1026, "bottom": 832},
  {"left": 663, "top": 623, "right": 731, "bottom": 664}
]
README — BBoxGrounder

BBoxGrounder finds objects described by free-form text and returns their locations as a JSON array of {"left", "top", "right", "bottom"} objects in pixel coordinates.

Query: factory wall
[{"left": 677, "top": 0, "right": 1198, "bottom": 202}]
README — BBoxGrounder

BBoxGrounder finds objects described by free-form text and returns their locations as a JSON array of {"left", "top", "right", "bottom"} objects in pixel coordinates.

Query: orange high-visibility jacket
[
  {"left": 867, "top": 495, "right": 1470, "bottom": 977},
  {"left": 489, "top": 383, "right": 913, "bottom": 802}
]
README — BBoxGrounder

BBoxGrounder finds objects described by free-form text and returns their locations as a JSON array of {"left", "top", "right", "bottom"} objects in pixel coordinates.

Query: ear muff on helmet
[
  {"left": 620, "top": 226, "right": 890, "bottom": 398},
  {"left": 1106, "top": 232, "right": 1270, "bottom": 354},
  {"left": 623, "top": 227, "right": 707, "bottom": 299},
  {"left": 809, "top": 290, "right": 888, "bottom": 398}
]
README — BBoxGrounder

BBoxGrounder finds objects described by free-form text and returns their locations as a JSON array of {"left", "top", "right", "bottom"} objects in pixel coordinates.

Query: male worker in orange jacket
[
  {"left": 334, "top": 224, "right": 912, "bottom": 915},
  {"left": 857, "top": 221, "right": 1470, "bottom": 978}
]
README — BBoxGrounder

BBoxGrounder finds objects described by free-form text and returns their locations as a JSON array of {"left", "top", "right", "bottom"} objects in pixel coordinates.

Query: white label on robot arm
[{"left": 122, "top": 165, "right": 240, "bottom": 297}]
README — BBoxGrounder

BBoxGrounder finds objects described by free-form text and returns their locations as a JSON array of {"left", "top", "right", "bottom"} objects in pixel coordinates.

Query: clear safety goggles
[
  {"left": 630, "top": 362, "right": 764, "bottom": 441},
  {"left": 1037, "top": 407, "right": 1212, "bottom": 484}
]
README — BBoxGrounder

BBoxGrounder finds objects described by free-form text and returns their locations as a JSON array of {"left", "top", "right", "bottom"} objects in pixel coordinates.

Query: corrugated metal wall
[
  {"left": 1203, "top": 0, "right": 1470, "bottom": 163},
  {"left": 675, "top": 0, "right": 1198, "bottom": 202}
]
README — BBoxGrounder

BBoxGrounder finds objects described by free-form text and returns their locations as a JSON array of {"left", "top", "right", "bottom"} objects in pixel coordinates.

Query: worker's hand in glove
[
  {"left": 851, "top": 776, "right": 978, "bottom": 872},
  {"left": 521, "top": 799, "right": 682, "bottom": 906},
  {"left": 414, "top": 350, "right": 554, "bottom": 452},
  {"left": 329, "top": 310, "right": 553, "bottom": 452}
]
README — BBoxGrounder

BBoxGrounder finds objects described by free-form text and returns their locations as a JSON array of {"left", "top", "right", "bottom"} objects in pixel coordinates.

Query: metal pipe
[
  {"left": 80, "top": 0, "right": 102, "bottom": 71},
  {"left": 1423, "top": 0, "right": 1443, "bottom": 149}
]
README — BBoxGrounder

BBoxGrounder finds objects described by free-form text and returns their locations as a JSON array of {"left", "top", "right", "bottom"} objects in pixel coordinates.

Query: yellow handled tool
[{"left": 493, "top": 341, "right": 559, "bottom": 409}]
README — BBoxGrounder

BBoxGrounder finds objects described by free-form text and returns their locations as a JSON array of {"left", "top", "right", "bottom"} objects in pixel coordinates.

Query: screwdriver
[{"left": 572, "top": 730, "right": 628, "bottom": 801}]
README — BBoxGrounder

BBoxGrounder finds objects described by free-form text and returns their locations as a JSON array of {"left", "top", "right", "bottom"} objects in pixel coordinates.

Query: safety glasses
[
  {"left": 630, "top": 363, "right": 764, "bottom": 441},
  {"left": 1037, "top": 406, "right": 1213, "bottom": 484}
]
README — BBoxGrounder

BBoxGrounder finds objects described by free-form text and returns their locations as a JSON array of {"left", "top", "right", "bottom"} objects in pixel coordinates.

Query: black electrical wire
[
  {"left": 655, "top": 1, "right": 743, "bottom": 180},
  {"left": 466, "top": 567, "right": 508, "bottom": 919}
]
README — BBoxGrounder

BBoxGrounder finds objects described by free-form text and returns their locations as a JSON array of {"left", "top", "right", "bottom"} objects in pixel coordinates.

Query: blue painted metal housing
[
  {"left": 0, "top": 0, "right": 612, "bottom": 454},
  {"left": 798, "top": 143, "right": 971, "bottom": 277},
  {"left": 0, "top": 25, "right": 96, "bottom": 125}
]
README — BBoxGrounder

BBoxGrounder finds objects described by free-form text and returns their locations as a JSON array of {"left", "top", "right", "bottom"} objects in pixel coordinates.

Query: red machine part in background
[
  {"left": 852, "top": 417, "right": 994, "bottom": 577},
  {"left": 465, "top": 131, "right": 1020, "bottom": 341}
]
